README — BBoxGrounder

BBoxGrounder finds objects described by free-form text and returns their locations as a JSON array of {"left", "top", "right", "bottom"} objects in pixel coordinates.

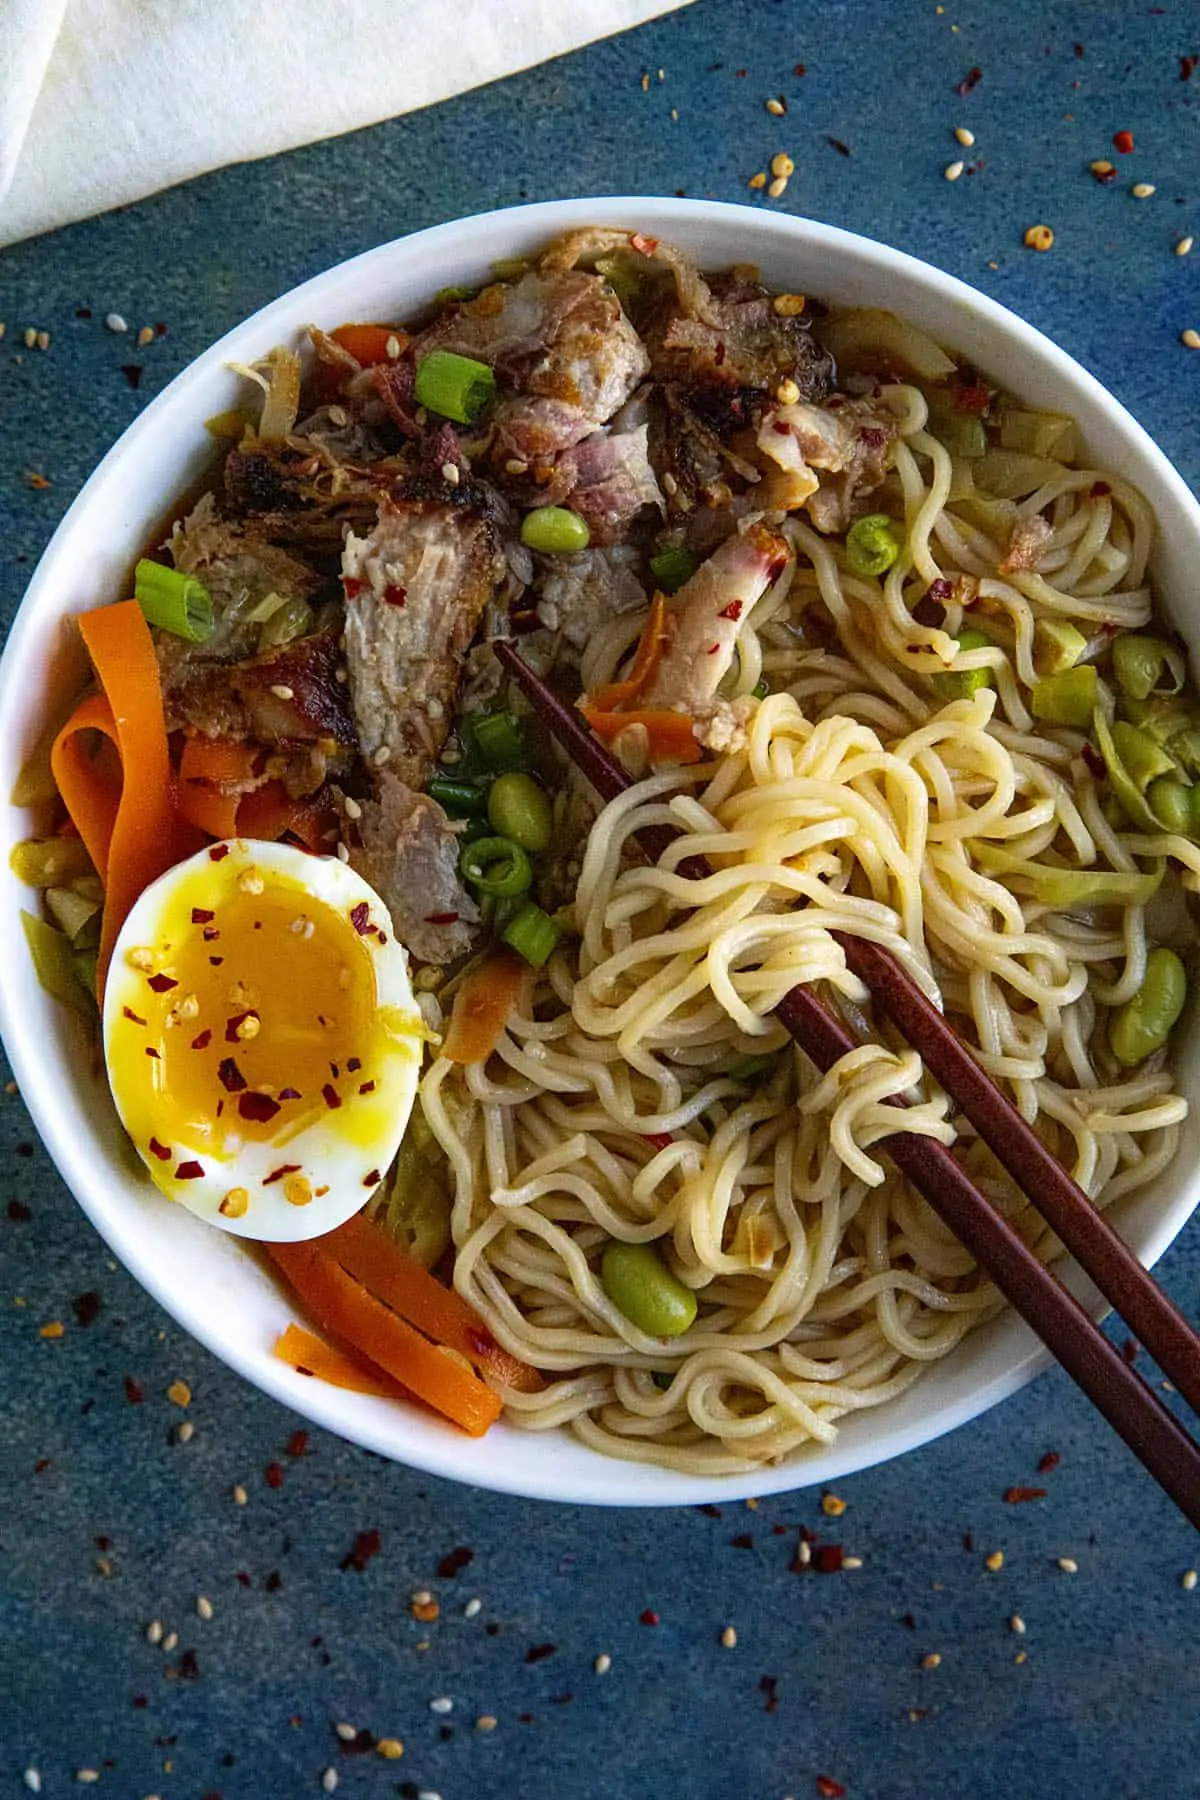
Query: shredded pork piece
[
  {"left": 644, "top": 523, "right": 789, "bottom": 711},
  {"left": 347, "top": 774, "right": 480, "bottom": 965}
]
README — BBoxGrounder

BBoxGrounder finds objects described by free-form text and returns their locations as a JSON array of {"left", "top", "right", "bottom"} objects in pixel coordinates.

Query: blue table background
[{"left": 2, "top": 3, "right": 1199, "bottom": 1795}]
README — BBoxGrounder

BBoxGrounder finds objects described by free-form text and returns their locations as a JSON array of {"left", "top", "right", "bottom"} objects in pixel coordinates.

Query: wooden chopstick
[
  {"left": 494, "top": 641, "right": 1200, "bottom": 1524},
  {"left": 835, "top": 931, "right": 1200, "bottom": 1418}
]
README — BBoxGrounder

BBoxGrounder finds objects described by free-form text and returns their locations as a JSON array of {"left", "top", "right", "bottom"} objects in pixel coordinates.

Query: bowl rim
[{"left": 3, "top": 194, "right": 1199, "bottom": 1506}]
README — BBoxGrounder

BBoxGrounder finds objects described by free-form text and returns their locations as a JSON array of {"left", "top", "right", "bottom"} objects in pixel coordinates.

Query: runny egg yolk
[{"left": 150, "top": 887, "right": 377, "bottom": 1149}]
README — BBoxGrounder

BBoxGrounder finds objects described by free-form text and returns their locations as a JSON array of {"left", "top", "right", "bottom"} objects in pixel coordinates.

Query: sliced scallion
[
  {"left": 459, "top": 835, "right": 533, "bottom": 899},
  {"left": 413, "top": 349, "right": 496, "bottom": 425},
  {"left": 501, "top": 900, "right": 562, "bottom": 968},
  {"left": 426, "top": 775, "right": 489, "bottom": 819},
  {"left": 471, "top": 711, "right": 527, "bottom": 773},
  {"left": 134, "top": 559, "right": 214, "bottom": 643},
  {"left": 648, "top": 546, "right": 697, "bottom": 593},
  {"left": 21, "top": 911, "right": 94, "bottom": 1014}
]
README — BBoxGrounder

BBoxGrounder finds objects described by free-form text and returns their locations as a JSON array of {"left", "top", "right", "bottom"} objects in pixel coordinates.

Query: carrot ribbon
[
  {"left": 580, "top": 704, "right": 702, "bottom": 764},
  {"left": 587, "top": 593, "right": 669, "bottom": 712}
]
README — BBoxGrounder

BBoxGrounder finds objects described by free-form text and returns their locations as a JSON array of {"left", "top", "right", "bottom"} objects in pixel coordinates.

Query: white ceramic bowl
[{"left": 3, "top": 198, "right": 1198, "bottom": 1506}]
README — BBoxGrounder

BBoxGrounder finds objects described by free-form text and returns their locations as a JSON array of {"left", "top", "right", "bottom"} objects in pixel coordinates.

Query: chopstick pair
[{"left": 495, "top": 641, "right": 1200, "bottom": 1529}]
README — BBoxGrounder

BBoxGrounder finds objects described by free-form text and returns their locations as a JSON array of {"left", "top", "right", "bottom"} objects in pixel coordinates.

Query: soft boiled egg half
[{"left": 102, "top": 839, "right": 424, "bottom": 1240}]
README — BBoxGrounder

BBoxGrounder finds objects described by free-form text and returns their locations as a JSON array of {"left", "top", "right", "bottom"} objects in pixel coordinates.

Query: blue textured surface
[{"left": 2, "top": 2, "right": 1199, "bottom": 1795}]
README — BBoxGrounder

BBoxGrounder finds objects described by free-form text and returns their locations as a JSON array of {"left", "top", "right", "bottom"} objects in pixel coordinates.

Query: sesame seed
[
  {"left": 1024, "top": 224, "right": 1054, "bottom": 252},
  {"left": 146, "top": 1619, "right": 163, "bottom": 1644},
  {"left": 237, "top": 867, "right": 264, "bottom": 895},
  {"left": 336, "top": 842, "right": 351, "bottom": 863},
  {"left": 821, "top": 1493, "right": 847, "bottom": 1517},
  {"left": 985, "top": 1550, "right": 1004, "bottom": 1571},
  {"left": 340, "top": 795, "right": 362, "bottom": 822},
  {"left": 376, "top": 1738, "right": 404, "bottom": 1760},
  {"left": 373, "top": 745, "right": 392, "bottom": 766},
  {"left": 1182, "top": 329, "right": 1200, "bottom": 349},
  {"left": 177, "top": 1420, "right": 194, "bottom": 1443},
  {"left": 167, "top": 1379, "right": 192, "bottom": 1407},
  {"left": 39, "top": 1321, "right": 64, "bottom": 1338},
  {"left": 441, "top": 462, "right": 460, "bottom": 486},
  {"left": 1057, "top": 1557, "right": 1078, "bottom": 1574},
  {"left": 269, "top": 683, "right": 295, "bottom": 701},
  {"left": 944, "top": 161, "right": 965, "bottom": 181},
  {"left": 105, "top": 312, "right": 128, "bottom": 333},
  {"left": 1010, "top": 1615, "right": 1026, "bottom": 1634},
  {"left": 1183, "top": 1569, "right": 1198, "bottom": 1591},
  {"left": 161, "top": 1632, "right": 178, "bottom": 1652},
  {"left": 386, "top": 335, "right": 402, "bottom": 359},
  {"left": 1131, "top": 182, "right": 1156, "bottom": 198},
  {"left": 321, "top": 1770, "right": 339, "bottom": 1793},
  {"left": 721, "top": 1625, "right": 737, "bottom": 1647},
  {"left": 196, "top": 1595, "right": 213, "bottom": 1620},
  {"left": 771, "top": 152, "right": 795, "bottom": 179},
  {"left": 76, "top": 1771, "right": 100, "bottom": 1784},
  {"left": 36, "top": 330, "right": 50, "bottom": 351},
  {"left": 747, "top": 172, "right": 767, "bottom": 189},
  {"left": 920, "top": 1652, "right": 941, "bottom": 1669},
  {"left": 233, "top": 1483, "right": 248, "bottom": 1505},
  {"left": 594, "top": 1653, "right": 612, "bottom": 1674},
  {"left": 505, "top": 458, "right": 529, "bottom": 475},
  {"left": 772, "top": 293, "right": 806, "bottom": 317},
  {"left": 429, "top": 1696, "right": 453, "bottom": 1714},
  {"left": 334, "top": 1723, "right": 358, "bottom": 1742},
  {"left": 464, "top": 1596, "right": 483, "bottom": 1618},
  {"left": 1175, "top": 236, "right": 1194, "bottom": 256},
  {"left": 954, "top": 126, "right": 975, "bottom": 146},
  {"left": 476, "top": 1715, "right": 498, "bottom": 1731},
  {"left": 417, "top": 1791, "right": 442, "bottom": 1800},
  {"left": 796, "top": 1539, "right": 812, "bottom": 1567},
  {"left": 767, "top": 176, "right": 788, "bottom": 199},
  {"left": 842, "top": 1556, "right": 864, "bottom": 1570},
  {"left": 137, "top": 325, "right": 155, "bottom": 348},
  {"left": 775, "top": 377, "right": 801, "bottom": 406},
  {"left": 129, "top": 947, "right": 156, "bottom": 971},
  {"left": 766, "top": 97, "right": 786, "bottom": 115},
  {"left": 23, "top": 1773, "right": 41, "bottom": 1794},
  {"left": 22, "top": 328, "right": 36, "bottom": 348}
]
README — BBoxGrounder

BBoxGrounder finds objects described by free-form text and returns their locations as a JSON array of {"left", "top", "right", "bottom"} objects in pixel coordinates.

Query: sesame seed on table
[{"left": 1, "top": 2, "right": 1199, "bottom": 1796}]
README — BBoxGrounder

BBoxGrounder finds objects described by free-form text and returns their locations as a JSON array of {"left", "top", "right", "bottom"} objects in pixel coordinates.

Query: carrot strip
[
  {"left": 581, "top": 704, "right": 703, "bottom": 764},
  {"left": 588, "top": 594, "right": 668, "bottom": 711},
  {"left": 319, "top": 1212, "right": 544, "bottom": 1394},
  {"left": 52, "top": 603, "right": 176, "bottom": 994},
  {"left": 441, "top": 949, "right": 528, "bottom": 1065},
  {"left": 274, "top": 1322, "right": 409, "bottom": 1399},
  {"left": 50, "top": 693, "right": 121, "bottom": 877},
  {"left": 177, "top": 738, "right": 260, "bottom": 838},
  {"left": 267, "top": 1240, "right": 502, "bottom": 1436},
  {"left": 330, "top": 323, "right": 410, "bottom": 368}
]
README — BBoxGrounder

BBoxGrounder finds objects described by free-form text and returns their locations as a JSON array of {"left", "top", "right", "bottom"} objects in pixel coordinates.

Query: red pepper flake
[
  {"left": 794, "top": 62, "right": 806, "bottom": 75},
  {"left": 122, "top": 1006, "right": 147, "bottom": 1026},
  {"left": 437, "top": 1544, "right": 476, "bottom": 1577},
  {"left": 525, "top": 1643, "right": 557, "bottom": 1663},
  {"left": 730, "top": 1533, "right": 754, "bottom": 1550},
  {"left": 962, "top": 1531, "right": 975, "bottom": 1552},
  {"left": 718, "top": 599, "right": 744, "bottom": 621},
  {"left": 190, "top": 1029, "right": 212, "bottom": 1051},
  {"left": 713, "top": 339, "right": 726, "bottom": 366},
  {"left": 263, "top": 1163, "right": 302, "bottom": 1186},
  {"left": 1090, "top": 479, "right": 1112, "bottom": 498},
  {"left": 1182, "top": 54, "right": 1198, "bottom": 80},
  {"left": 238, "top": 1091, "right": 280, "bottom": 1124},
  {"left": 815, "top": 1544, "right": 844, "bottom": 1573},
  {"left": 132, "top": 1694, "right": 149, "bottom": 1709},
  {"left": 954, "top": 384, "right": 991, "bottom": 413},
  {"left": 123, "top": 1376, "right": 144, "bottom": 1404},
  {"left": 771, "top": 419, "right": 792, "bottom": 435},
  {"left": 285, "top": 1429, "right": 309, "bottom": 1458},
  {"left": 7, "top": 1200, "right": 31, "bottom": 1222},
  {"left": 339, "top": 1527, "right": 382, "bottom": 1572},
  {"left": 706, "top": 642, "right": 720, "bottom": 655},
  {"left": 279, "top": 1087, "right": 301, "bottom": 1101},
  {"left": 175, "top": 1160, "right": 204, "bottom": 1180},
  {"left": 826, "top": 136, "right": 851, "bottom": 156},
  {"left": 642, "top": 1131, "right": 673, "bottom": 1150},
  {"left": 956, "top": 65, "right": 983, "bottom": 93},
  {"left": 1081, "top": 741, "right": 1106, "bottom": 778},
  {"left": 177, "top": 1649, "right": 200, "bottom": 1680},
  {"left": 34, "top": 1456, "right": 51, "bottom": 1472},
  {"left": 467, "top": 1324, "right": 496, "bottom": 1356},
  {"left": 202, "top": 926, "right": 220, "bottom": 941},
  {"left": 346, "top": 1056, "right": 362, "bottom": 1072},
  {"left": 759, "top": 1675, "right": 779, "bottom": 1713},
  {"left": 342, "top": 576, "right": 363, "bottom": 600},
  {"left": 190, "top": 907, "right": 215, "bottom": 924},
  {"left": 1074, "top": 40, "right": 1085, "bottom": 56},
  {"left": 358, "top": 1080, "right": 377, "bottom": 1096},
  {"left": 217, "top": 1057, "right": 247, "bottom": 1093},
  {"left": 630, "top": 232, "right": 659, "bottom": 255},
  {"left": 362, "top": 1168, "right": 381, "bottom": 1186},
  {"left": 208, "top": 844, "right": 230, "bottom": 862},
  {"left": 72, "top": 1291, "right": 102, "bottom": 1327},
  {"left": 926, "top": 578, "right": 954, "bottom": 604},
  {"left": 1003, "top": 1486, "right": 1047, "bottom": 1504},
  {"left": 146, "top": 1136, "right": 171, "bottom": 1162},
  {"left": 321, "top": 1083, "right": 342, "bottom": 1111},
  {"left": 1037, "top": 1450, "right": 1062, "bottom": 1474},
  {"left": 147, "top": 973, "right": 177, "bottom": 993},
  {"left": 264, "top": 1570, "right": 283, "bottom": 1592},
  {"left": 816, "top": 1780, "right": 846, "bottom": 1798},
  {"left": 235, "top": 1570, "right": 252, "bottom": 1587},
  {"left": 224, "top": 1010, "right": 259, "bottom": 1043},
  {"left": 383, "top": 583, "right": 407, "bottom": 608},
  {"left": 1113, "top": 129, "right": 1134, "bottom": 154},
  {"left": 697, "top": 1503, "right": 722, "bottom": 1518},
  {"left": 425, "top": 911, "right": 460, "bottom": 925},
  {"left": 264, "top": 1461, "right": 284, "bottom": 1489},
  {"left": 640, "top": 1609, "right": 660, "bottom": 1626},
  {"left": 145, "top": 1047, "right": 161, "bottom": 1059}
]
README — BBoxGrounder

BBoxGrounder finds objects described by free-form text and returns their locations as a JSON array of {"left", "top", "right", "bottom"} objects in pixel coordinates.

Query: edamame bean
[
  {"left": 520, "top": 506, "right": 591, "bottom": 554},
  {"left": 845, "top": 513, "right": 900, "bottom": 578},
  {"left": 487, "top": 771, "right": 553, "bottom": 852},
  {"left": 1110, "top": 946, "right": 1187, "bottom": 1067},
  {"left": 601, "top": 1240, "right": 698, "bottom": 1338}
]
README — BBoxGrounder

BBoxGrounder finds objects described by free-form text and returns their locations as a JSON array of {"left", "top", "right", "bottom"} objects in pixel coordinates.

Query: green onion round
[
  {"left": 520, "top": 507, "right": 591, "bottom": 554},
  {"left": 933, "top": 627, "right": 994, "bottom": 702},
  {"left": 134, "top": 559, "right": 214, "bottom": 643},
  {"left": 426, "top": 775, "right": 489, "bottom": 819},
  {"left": 648, "top": 546, "right": 697, "bottom": 593},
  {"left": 470, "top": 711, "right": 527, "bottom": 773},
  {"left": 845, "top": 513, "right": 901, "bottom": 578},
  {"left": 459, "top": 836, "right": 532, "bottom": 899},
  {"left": 487, "top": 772, "right": 553, "bottom": 852},
  {"left": 501, "top": 900, "right": 561, "bottom": 968},
  {"left": 414, "top": 349, "right": 496, "bottom": 425}
]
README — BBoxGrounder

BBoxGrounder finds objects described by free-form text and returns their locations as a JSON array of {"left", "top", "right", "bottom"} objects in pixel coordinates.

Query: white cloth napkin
[{"left": 0, "top": 0, "right": 690, "bottom": 249}]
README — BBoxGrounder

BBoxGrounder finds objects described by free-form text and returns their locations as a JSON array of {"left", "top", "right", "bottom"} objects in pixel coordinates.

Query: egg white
[{"left": 102, "top": 839, "right": 424, "bottom": 1240}]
